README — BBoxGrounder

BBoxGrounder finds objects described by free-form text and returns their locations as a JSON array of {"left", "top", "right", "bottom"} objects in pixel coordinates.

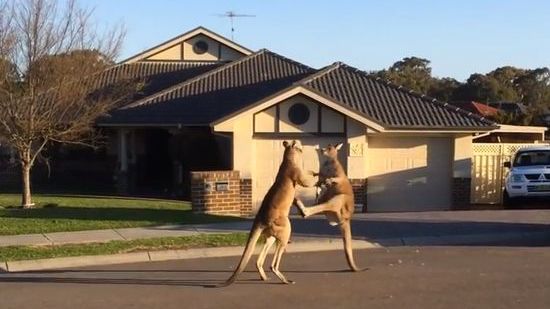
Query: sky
[{"left": 85, "top": 0, "right": 550, "bottom": 81}]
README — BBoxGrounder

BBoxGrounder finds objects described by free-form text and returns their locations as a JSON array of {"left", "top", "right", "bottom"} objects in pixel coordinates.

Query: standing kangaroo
[
  {"left": 216, "top": 140, "right": 315, "bottom": 287},
  {"left": 295, "top": 143, "right": 362, "bottom": 272}
]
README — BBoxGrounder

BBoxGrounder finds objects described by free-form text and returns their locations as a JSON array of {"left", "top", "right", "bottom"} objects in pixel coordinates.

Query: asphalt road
[{"left": 1, "top": 245, "right": 550, "bottom": 309}]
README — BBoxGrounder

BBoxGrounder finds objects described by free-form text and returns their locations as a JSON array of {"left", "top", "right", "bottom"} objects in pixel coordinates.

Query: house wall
[
  {"left": 366, "top": 134, "right": 454, "bottom": 212},
  {"left": 452, "top": 134, "right": 473, "bottom": 209},
  {"left": 143, "top": 34, "right": 245, "bottom": 62}
]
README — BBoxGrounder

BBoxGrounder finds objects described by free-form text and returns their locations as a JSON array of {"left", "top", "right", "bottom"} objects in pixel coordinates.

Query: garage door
[
  {"left": 253, "top": 137, "right": 347, "bottom": 212},
  {"left": 367, "top": 136, "right": 452, "bottom": 212}
]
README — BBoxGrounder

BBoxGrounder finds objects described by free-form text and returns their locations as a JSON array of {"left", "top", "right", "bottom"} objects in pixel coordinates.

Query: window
[
  {"left": 193, "top": 40, "right": 209, "bottom": 54},
  {"left": 514, "top": 150, "right": 550, "bottom": 166},
  {"left": 288, "top": 103, "right": 310, "bottom": 125}
]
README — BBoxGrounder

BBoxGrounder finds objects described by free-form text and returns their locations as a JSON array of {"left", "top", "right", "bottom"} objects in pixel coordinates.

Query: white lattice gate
[{"left": 471, "top": 143, "right": 548, "bottom": 204}]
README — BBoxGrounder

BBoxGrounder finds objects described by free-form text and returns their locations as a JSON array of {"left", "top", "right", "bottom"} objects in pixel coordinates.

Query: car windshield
[{"left": 513, "top": 150, "right": 550, "bottom": 166}]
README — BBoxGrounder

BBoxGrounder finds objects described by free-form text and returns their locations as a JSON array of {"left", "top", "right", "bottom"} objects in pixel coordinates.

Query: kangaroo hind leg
[{"left": 256, "top": 236, "right": 276, "bottom": 281}]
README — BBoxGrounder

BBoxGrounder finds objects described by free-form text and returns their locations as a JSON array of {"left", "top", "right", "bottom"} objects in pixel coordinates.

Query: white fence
[{"left": 471, "top": 143, "right": 548, "bottom": 204}]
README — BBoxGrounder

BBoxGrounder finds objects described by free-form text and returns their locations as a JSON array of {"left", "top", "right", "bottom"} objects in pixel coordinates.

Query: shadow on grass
[{"left": 0, "top": 206, "right": 243, "bottom": 225}]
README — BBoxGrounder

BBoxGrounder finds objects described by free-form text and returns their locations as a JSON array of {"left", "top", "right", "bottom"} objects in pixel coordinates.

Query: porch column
[
  {"left": 118, "top": 129, "right": 128, "bottom": 172},
  {"left": 116, "top": 128, "right": 129, "bottom": 194}
]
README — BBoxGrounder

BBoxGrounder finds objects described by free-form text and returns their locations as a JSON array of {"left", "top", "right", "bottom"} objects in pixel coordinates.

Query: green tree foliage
[{"left": 373, "top": 57, "right": 550, "bottom": 126}]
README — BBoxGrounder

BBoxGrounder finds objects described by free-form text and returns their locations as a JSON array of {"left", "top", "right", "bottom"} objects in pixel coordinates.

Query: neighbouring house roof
[
  {"left": 487, "top": 101, "right": 527, "bottom": 114},
  {"left": 120, "top": 26, "right": 253, "bottom": 64},
  {"left": 450, "top": 101, "right": 499, "bottom": 118},
  {"left": 298, "top": 63, "right": 495, "bottom": 130},
  {"left": 99, "top": 49, "right": 315, "bottom": 126}
]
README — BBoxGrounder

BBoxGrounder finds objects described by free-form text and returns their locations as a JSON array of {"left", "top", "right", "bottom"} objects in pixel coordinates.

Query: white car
[{"left": 504, "top": 146, "right": 550, "bottom": 202}]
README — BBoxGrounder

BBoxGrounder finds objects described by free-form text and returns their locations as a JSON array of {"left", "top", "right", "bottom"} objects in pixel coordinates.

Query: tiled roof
[
  {"left": 97, "top": 61, "right": 223, "bottom": 100},
  {"left": 299, "top": 63, "right": 495, "bottom": 129},
  {"left": 101, "top": 49, "right": 314, "bottom": 125},
  {"left": 451, "top": 101, "right": 499, "bottom": 118},
  {"left": 100, "top": 53, "right": 494, "bottom": 130}
]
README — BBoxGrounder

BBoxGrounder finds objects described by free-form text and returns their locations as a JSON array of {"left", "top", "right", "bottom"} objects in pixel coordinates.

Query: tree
[
  {"left": 375, "top": 56, "right": 433, "bottom": 94},
  {"left": 0, "top": 0, "right": 134, "bottom": 207}
]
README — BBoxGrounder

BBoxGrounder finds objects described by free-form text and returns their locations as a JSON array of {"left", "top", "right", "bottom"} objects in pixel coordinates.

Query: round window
[
  {"left": 193, "top": 40, "right": 209, "bottom": 54},
  {"left": 288, "top": 103, "right": 310, "bottom": 125}
]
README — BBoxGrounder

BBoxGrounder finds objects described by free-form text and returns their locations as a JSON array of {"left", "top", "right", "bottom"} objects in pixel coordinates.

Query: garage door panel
[
  {"left": 367, "top": 137, "right": 452, "bottom": 212},
  {"left": 254, "top": 137, "right": 347, "bottom": 212}
]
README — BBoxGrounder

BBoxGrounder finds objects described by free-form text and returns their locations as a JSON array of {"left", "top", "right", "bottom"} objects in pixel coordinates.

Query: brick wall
[
  {"left": 239, "top": 179, "right": 252, "bottom": 216},
  {"left": 452, "top": 177, "right": 471, "bottom": 210},
  {"left": 191, "top": 170, "right": 245, "bottom": 216},
  {"left": 349, "top": 178, "right": 368, "bottom": 213}
]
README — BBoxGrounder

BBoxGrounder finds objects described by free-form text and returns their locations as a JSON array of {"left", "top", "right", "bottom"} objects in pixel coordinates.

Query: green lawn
[
  {"left": 0, "top": 194, "right": 244, "bottom": 236},
  {"left": 0, "top": 233, "right": 249, "bottom": 261}
]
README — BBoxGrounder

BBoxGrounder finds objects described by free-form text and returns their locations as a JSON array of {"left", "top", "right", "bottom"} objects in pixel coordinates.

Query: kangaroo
[
  {"left": 216, "top": 140, "right": 315, "bottom": 287},
  {"left": 295, "top": 143, "right": 362, "bottom": 272}
]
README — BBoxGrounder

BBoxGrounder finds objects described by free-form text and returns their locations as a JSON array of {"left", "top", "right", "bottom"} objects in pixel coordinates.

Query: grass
[
  {"left": 0, "top": 233, "right": 249, "bottom": 262},
  {"left": 0, "top": 194, "right": 244, "bottom": 236}
]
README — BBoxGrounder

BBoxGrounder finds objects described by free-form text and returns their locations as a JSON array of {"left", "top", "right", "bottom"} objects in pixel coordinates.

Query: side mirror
[{"left": 503, "top": 161, "right": 511, "bottom": 168}]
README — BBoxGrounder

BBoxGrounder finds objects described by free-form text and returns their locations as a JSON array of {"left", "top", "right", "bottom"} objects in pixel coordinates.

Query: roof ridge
[
  {"left": 122, "top": 49, "right": 312, "bottom": 110},
  {"left": 121, "top": 50, "right": 268, "bottom": 109},
  {"left": 261, "top": 49, "right": 315, "bottom": 73},
  {"left": 332, "top": 62, "right": 497, "bottom": 126},
  {"left": 296, "top": 62, "right": 342, "bottom": 85},
  {"left": 129, "top": 60, "right": 225, "bottom": 65}
]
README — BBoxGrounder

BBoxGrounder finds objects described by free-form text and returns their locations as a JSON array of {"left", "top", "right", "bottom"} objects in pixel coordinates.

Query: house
[
  {"left": 449, "top": 101, "right": 546, "bottom": 143},
  {"left": 97, "top": 26, "right": 498, "bottom": 214},
  {"left": 451, "top": 101, "right": 499, "bottom": 119}
]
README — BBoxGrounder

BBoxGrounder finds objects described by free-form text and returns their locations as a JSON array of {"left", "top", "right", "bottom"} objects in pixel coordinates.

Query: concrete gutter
[{"left": 0, "top": 239, "right": 379, "bottom": 273}]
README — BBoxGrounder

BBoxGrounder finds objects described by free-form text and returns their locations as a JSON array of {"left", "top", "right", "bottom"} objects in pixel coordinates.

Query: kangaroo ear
[
  {"left": 335, "top": 143, "right": 344, "bottom": 151},
  {"left": 283, "top": 140, "right": 289, "bottom": 148},
  {"left": 291, "top": 140, "right": 297, "bottom": 147}
]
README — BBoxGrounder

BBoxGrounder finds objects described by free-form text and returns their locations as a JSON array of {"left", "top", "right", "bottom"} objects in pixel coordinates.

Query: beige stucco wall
[
  {"left": 321, "top": 106, "right": 345, "bottom": 133},
  {"left": 146, "top": 44, "right": 182, "bottom": 61},
  {"left": 220, "top": 45, "right": 244, "bottom": 61},
  {"left": 453, "top": 134, "right": 473, "bottom": 178},
  {"left": 254, "top": 106, "right": 276, "bottom": 132},
  {"left": 232, "top": 114, "right": 255, "bottom": 178},
  {"left": 346, "top": 118, "right": 368, "bottom": 179},
  {"left": 182, "top": 35, "right": 220, "bottom": 61}
]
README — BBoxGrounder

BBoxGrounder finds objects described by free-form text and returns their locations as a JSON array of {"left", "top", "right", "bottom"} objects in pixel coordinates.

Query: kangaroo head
[
  {"left": 282, "top": 140, "right": 303, "bottom": 165},
  {"left": 318, "top": 143, "right": 343, "bottom": 159}
]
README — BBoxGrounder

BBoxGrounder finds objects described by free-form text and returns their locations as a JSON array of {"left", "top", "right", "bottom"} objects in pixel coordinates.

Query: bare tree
[{"left": 0, "top": 0, "right": 134, "bottom": 207}]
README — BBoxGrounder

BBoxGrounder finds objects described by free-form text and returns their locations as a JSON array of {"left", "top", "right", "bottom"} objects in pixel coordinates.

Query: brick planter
[
  {"left": 349, "top": 178, "right": 368, "bottom": 213},
  {"left": 191, "top": 170, "right": 252, "bottom": 216},
  {"left": 452, "top": 177, "right": 471, "bottom": 210}
]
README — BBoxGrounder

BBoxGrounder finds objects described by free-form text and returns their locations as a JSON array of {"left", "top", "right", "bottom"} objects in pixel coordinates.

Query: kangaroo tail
[
  {"left": 217, "top": 225, "right": 264, "bottom": 287},
  {"left": 340, "top": 221, "right": 362, "bottom": 272}
]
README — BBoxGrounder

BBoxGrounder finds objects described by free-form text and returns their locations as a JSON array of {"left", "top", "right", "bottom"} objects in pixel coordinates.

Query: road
[{"left": 1, "top": 245, "right": 550, "bottom": 309}]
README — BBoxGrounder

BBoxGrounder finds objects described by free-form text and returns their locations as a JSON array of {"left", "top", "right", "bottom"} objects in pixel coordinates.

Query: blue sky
[{"left": 86, "top": 0, "right": 549, "bottom": 81}]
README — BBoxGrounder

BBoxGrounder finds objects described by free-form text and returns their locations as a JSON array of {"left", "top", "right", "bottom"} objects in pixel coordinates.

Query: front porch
[{"left": 112, "top": 126, "right": 232, "bottom": 199}]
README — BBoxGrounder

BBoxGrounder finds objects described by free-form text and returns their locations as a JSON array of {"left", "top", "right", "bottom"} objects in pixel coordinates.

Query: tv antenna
[{"left": 216, "top": 11, "right": 255, "bottom": 40}]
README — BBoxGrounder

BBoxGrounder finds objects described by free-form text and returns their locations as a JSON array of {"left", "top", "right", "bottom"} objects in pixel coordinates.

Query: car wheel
[{"left": 502, "top": 190, "right": 518, "bottom": 208}]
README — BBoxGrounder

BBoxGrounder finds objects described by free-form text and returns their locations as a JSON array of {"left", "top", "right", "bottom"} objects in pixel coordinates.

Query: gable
[
  {"left": 254, "top": 94, "right": 345, "bottom": 134},
  {"left": 214, "top": 86, "right": 386, "bottom": 133},
  {"left": 121, "top": 26, "right": 252, "bottom": 63}
]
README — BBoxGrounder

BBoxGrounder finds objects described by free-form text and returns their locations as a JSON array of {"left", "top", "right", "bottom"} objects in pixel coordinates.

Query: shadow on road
[{"left": 0, "top": 268, "right": 359, "bottom": 287}]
